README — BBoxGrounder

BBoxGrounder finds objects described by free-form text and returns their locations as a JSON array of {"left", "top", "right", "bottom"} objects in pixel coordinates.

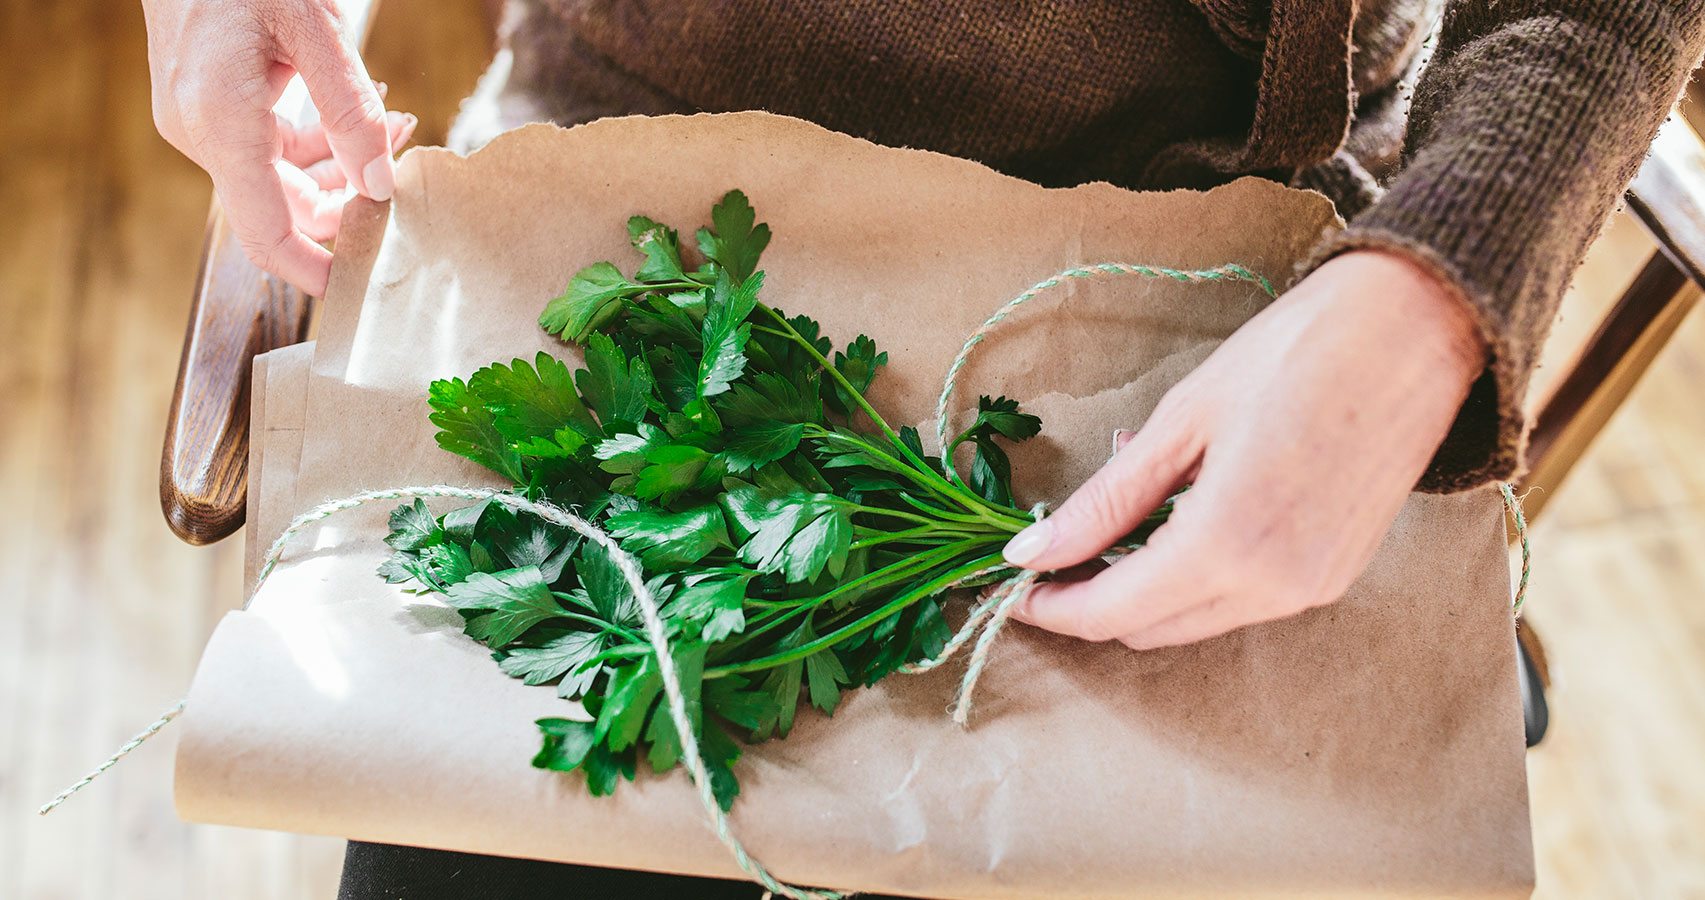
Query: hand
[
  {"left": 1005, "top": 249, "right": 1488, "bottom": 649},
  {"left": 144, "top": 0, "right": 417, "bottom": 294}
]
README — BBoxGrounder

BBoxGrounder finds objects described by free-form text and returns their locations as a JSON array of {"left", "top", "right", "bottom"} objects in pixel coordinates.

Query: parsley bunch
[{"left": 380, "top": 191, "right": 1073, "bottom": 809}]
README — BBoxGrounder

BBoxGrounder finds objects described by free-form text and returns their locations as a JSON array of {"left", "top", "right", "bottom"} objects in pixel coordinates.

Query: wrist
[{"left": 1327, "top": 249, "right": 1488, "bottom": 385}]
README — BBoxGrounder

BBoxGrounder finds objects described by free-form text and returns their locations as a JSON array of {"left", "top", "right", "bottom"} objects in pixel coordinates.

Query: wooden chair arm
[
  {"left": 159, "top": 0, "right": 380, "bottom": 545},
  {"left": 160, "top": 205, "right": 314, "bottom": 544},
  {"left": 1628, "top": 115, "right": 1705, "bottom": 290}
]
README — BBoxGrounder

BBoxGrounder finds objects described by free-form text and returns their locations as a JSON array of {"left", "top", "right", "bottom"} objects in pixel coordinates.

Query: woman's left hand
[{"left": 1004, "top": 249, "right": 1488, "bottom": 649}]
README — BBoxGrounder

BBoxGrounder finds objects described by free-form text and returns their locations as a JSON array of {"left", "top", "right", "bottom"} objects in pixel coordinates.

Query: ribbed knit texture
[
  {"left": 1307, "top": 1, "right": 1705, "bottom": 489},
  {"left": 461, "top": 0, "right": 1705, "bottom": 491}
]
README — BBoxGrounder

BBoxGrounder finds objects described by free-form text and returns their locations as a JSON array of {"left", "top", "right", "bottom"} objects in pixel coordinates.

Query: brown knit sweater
[{"left": 453, "top": 0, "right": 1705, "bottom": 491}]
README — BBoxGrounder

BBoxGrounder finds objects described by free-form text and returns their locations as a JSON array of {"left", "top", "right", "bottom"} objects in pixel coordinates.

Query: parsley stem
[
  {"left": 844, "top": 503, "right": 944, "bottom": 529},
  {"left": 544, "top": 600, "right": 648, "bottom": 645},
  {"left": 720, "top": 541, "right": 979, "bottom": 651},
  {"left": 705, "top": 551, "right": 1012, "bottom": 679},
  {"left": 804, "top": 427, "right": 1028, "bottom": 531},
  {"left": 850, "top": 525, "right": 987, "bottom": 550}
]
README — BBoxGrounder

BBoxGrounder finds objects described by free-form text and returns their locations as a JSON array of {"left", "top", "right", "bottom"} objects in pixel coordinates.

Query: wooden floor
[{"left": 3, "top": 1, "right": 1703, "bottom": 897}]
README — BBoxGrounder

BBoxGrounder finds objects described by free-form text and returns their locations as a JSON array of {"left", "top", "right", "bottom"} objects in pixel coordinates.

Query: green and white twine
[{"left": 39, "top": 260, "right": 1531, "bottom": 900}]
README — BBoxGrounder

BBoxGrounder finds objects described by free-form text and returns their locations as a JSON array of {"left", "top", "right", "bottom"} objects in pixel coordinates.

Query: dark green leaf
[
  {"left": 828, "top": 335, "right": 887, "bottom": 415},
  {"left": 580, "top": 743, "right": 635, "bottom": 796},
  {"left": 702, "top": 723, "right": 743, "bottom": 811},
  {"left": 722, "top": 422, "right": 805, "bottom": 473},
  {"left": 717, "top": 372, "right": 821, "bottom": 428},
  {"left": 695, "top": 190, "right": 771, "bottom": 282},
  {"left": 969, "top": 435, "right": 1014, "bottom": 506},
  {"left": 442, "top": 501, "right": 489, "bottom": 543},
  {"left": 703, "top": 675, "right": 782, "bottom": 734},
  {"left": 384, "top": 499, "right": 439, "bottom": 551},
  {"left": 578, "top": 542, "right": 641, "bottom": 627},
  {"left": 532, "top": 718, "right": 597, "bottom": 772},
  {"left": 607, "top": 504, "right": 732, "bottom": 570},
  {"left": 499, "top": 629, "right": 605, "bottom": 691},
  {"left": 972, "top": 395, "right": 1042, "bottom": 441},
  {"left": 805, "top": 648, "right": 850, "bottom": 715},
  {"left": 697, "top": 271, "right": 762, "bottom": 399},
  {"left": 577, "top": 332, "right": 656, "bottom": 427},
  {"left": 642, "top": 643, "right": 707, "bottom": 773},
  {"left": 419, "top": 541, "right": 475, "bottom": 587},
  {"left": 627, "top": 215, "right": 688, "bottom": 284},
  {"left": 479, "top": 504, "right": 577, "bottom": 582},
  {"left": 594, "top": 423, "right": 670, "bottom": 475},
  {"left": 721, "top": 486, "right": 852, "bottom": 583},
  {"left": 667, "top": 572, "right": 750, "bottom": 641},
  {"left": 633, "top": 444, "right": 723, "bottom": 504},
  {"left": 595, "top": 656, "right": 662, "bottom": 752}
]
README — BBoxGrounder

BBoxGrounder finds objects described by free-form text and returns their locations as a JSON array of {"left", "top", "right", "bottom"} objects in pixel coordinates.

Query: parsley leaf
[
  {"left": 429, "top": 377, "right": 524, "bottom": 482},
  {"left": 721, "top": 486, "right": 852, "bottom": 583},
  {"left": 695, "top": 190, "right": 771, "bottom": 283},
  {"left": 971, "top": 395, "right": 1042, "bottom": 441},
  {"left": 828, "top": 335, "right": 887, "bottom": 415},
  {"left": 577, "top": 332, "right": 656, "bottom": 427},
  {"left": 385, "top": 499, "right": 440, "bottom": 551},
  {"left": 445, "top": 566, "right": 563, "bottom": 647},
  {"left": 540, "top": 262, "right": 643, "bottom": 342},
  {"left": 499, "top": 628, "right": 605, "bottom": 696},
  {"left": 607, "top": 504, "right": 732, "bottom": 571},
  {"left": 697, "top": 271, "right": 762, "bottom": 399},
  {"left": 628, "top": 215, "right": 688, "bottom": 284},
  {"left": 468, "top": 353, "right": 600, "bottom": 444},
  {"left": 667, "top": 572, "right": 750, "bottom": 641}
]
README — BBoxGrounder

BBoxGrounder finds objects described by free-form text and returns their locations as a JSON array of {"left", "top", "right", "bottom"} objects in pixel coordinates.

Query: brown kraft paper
[{"left": 177, "top": 112, "right": 1534, "bottom": 898}]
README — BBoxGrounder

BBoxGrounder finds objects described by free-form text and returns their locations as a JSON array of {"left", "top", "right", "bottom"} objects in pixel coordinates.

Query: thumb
[
  {"left": 277, "top": 12, "right": 395, "bottom": 201},
  {"left": 1002, "top": 409, "right": 1199, "bottom": 571}
]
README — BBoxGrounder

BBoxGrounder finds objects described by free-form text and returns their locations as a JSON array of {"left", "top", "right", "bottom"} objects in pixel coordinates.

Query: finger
[
  {"left": 278, "top": 161, "right": 350, "bottom": 242},
  {"left": 282, "top": 108, "right": 414, "bottom": 170},
  {"left": 301, "top": 112, "right": 414, "bottom": 189},
  {"left": 194, "top": 90, "right": 331, "bottom": 292},
  {"left": 275, "top": 10, "right": 395, "bottom": 201},
  {"left": 301, "top": 157, "right": 347, "bottom": 190},
  {"left": 213, "top": 158, "right": 333, "bottom": 294},
  {"left": 1008, "top": 531, "right": 1216, "bottom": 641},
  {"left": 1117, "top": 595, "right": 1252, "bottom": 650},
  {"left": 277, "top": 115, "right": 331, "bottom": 167},
  {"left": 1002, "top": 404, "right": 1199, "bottom": 572}
]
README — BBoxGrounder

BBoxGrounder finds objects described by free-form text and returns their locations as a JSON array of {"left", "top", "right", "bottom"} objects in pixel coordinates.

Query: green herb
[{"left": 380, "top": 191, "right": 1148, "bottom": 808}]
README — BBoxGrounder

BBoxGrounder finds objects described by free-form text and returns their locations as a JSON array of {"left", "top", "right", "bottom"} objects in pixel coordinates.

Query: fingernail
[
  {"left": 1003, "top": 520, "right": 1053, "bottom": 566},
  {"left": 1113, "top": 428, "right": 1135, "bottom": 448},
  {"left": 362, "top": 152, "right": 396, "bottom": 202},
  {"left": 375, "top": 81, "right": 389, "bottom": 98},
  {"left": 394, "top": 113, "right": 419, "bottom": 148}
]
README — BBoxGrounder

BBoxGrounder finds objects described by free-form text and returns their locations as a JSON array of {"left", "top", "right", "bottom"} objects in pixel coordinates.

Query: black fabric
[{"left": 337, "top": 841, "right": 915, "bottom": 900}]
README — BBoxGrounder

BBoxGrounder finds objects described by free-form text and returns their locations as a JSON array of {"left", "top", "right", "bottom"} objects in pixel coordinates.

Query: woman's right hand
[{"left": 143, "top": 0, "right": 415, "bottom": 295}]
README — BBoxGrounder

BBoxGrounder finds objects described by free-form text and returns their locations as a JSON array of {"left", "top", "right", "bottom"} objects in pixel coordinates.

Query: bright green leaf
[
  {"left": 446, "top": 566, "right": 564, "bottom": 647},
  {"left": 429, "top": 377, "right": 523, "bottom": 482},
  {"left": 540, "top": 261, "right": 640, "bottom": 342}
]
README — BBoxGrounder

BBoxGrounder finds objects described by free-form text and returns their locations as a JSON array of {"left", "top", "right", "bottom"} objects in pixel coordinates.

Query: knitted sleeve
[{"left": 1307, "top": 0, "right": 1705, "bottom": 491}]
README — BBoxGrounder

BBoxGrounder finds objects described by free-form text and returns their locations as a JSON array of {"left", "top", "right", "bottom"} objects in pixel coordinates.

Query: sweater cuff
[
  {"left": 1304, "top": 227, "right": 1519, "bottom": 493},
  {"left": 1299, "top": 6, "right": 1684, "bottom": 492}
]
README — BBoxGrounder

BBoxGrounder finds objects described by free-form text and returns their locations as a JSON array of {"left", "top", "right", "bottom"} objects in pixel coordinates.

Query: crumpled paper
[{"left": 180, "top": 113, "right": 1533, "bottom": 898}]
